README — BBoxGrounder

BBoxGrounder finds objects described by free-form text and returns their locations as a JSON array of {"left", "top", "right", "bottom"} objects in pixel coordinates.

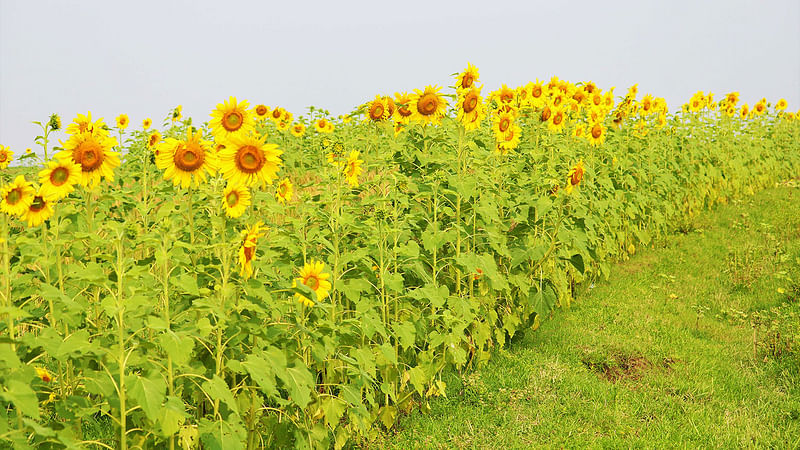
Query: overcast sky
[{"left": 1, "top": 0, "right": 799, "bottom": 154}]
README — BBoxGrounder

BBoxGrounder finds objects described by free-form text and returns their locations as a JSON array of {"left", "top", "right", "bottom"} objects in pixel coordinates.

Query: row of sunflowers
[{"left": 0, "top": 65, "right": 798, "bottom": 448}]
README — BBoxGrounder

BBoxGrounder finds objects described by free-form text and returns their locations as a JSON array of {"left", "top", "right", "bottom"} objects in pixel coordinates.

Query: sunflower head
[
  {"left": 48, "top": 114, "right": 61, "bottom": 131},
  {"left": 456, "top": 63, "right": 480, "bottom": 91},
  {"left": 290, "top": 123, "right": 306, "bottom": 137},
  {"left": 587, "top": 121, "right": 606, "bottom": 147},
  {"left": 155, "top": 128, "right": 218, "bottom": 189},
  {"left": 0, "top": 146, "right": 13, "bottom": 170},
  {"left": 38, "top": 159, "right": 80, "bottom": 201},
  {"left": 238, "top": 222, "right": 267, "bottom": 279},
  {"left": 293, "top": 259, "right": 332, "bottom": 307},
  {"left": 219, "top": 133, "right": 283, "bottom": 187},
  {"left": 116, "top": 114, "right": 129, "bottom": 130},
  {"left": 148, "top": 131, "right": 162, "bottom": 148},
  {"left": 210, "top": 97, "right": 255, "bottom": 143},
  {"left": 57, "top": 132, "right": 120, "bottom": 188},
  {"left": 142, "top": 118, "right": 152, "bottom": 130},
  {"left": 254, "top": 104, "right": 270, "bottom": 118},
  {"left": 171, "top": 105, "right": 183, "bottom": 123},
  {"left": 223, "top": 183, "right": 251, "bottom": 218},
  {"left": 365, "top": 96, "right": 389, "bottom": 122},
  {"left": 565, "top": 161, "right": 585, "bottom": 194},
  {"left": 344, "top": 151, "right": 363, "bottom": 188},
  {"left": 275, "top": 178, "right": 294, "bottom": 204},
  {"left": 1, "top": 175, "right": 35, "bottom": 217},
  {"left": 393, "top": 92, "right": 413, "bottom": 124},
  {"left": 314, "top": 118, "right": 334, "bottom": 133},
  {"left": 24, "top": 189, "right": 56, "bottom": 227},
  {"left": 410, "top": 85, "right": 448, "bottom": 125},
  {"left": 775, "top": 98, "right": 788, "bottom": 111}
]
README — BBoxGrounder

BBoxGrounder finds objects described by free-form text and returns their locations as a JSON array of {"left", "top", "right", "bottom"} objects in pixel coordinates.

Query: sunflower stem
[{"left": 2, "top": 215, "right": 15, "bottom": 350}]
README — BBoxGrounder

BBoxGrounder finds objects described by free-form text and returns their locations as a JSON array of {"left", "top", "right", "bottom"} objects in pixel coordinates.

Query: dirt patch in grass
[{"left": 582, "top": 350, "right": 677, "bottom": 383}]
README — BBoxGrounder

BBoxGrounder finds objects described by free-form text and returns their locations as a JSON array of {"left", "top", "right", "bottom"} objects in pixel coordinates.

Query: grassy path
[{"left": 373, "top": 185, "right": 800, "bottom": 448}]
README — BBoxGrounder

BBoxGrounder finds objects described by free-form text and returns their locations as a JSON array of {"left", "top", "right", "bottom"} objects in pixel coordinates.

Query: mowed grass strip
[{"left": 373, "top": 184, "right": 800, "bottom": 449}]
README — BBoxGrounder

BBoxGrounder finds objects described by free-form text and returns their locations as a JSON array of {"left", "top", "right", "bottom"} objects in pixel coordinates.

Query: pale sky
[{"left": 1, "top": 0, "right": 799, "bottom": 154}]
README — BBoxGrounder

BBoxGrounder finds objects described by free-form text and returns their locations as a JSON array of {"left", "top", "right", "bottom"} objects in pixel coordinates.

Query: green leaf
[
  {"left": 1, "top": 380, "right": 39, "bottom": 419},
  {"left": 277, "top": 364, "right": 315, "bottom": 409},
  {"left": 158, "top": 396, "right": 186, "bottom": 437},
  {"left": 202, "top": 376, "right": 239, "bottom": 416},
  {"left": 319, "top": 397, "right": 347, "bottom": 429},
  {"left": 129, "top": 375, "right": 166, "bottom": 422},
  {"left": 392, "top": 321, "right": 416, "bottom": 350}
]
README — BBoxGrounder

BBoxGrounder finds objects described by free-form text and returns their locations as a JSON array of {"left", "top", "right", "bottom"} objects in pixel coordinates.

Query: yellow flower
[
  {"left": 210, "top": 97, "right": 255, "bottom": 144},
  {"left": 270, "top": 107, "right": 286, "bottom": 122},
  {"left": 275, "top": 178, "right": 293, "bottom": 204},
  {"left": 393, "top": 92, "right": 414, "bottom": 125},
  {"left": 527, "top": 80, "right": 547, "bottom": 108},
  {"left": 410, "top": 85, "right": 448, "bottom": 125},
  {"left": 548, "top": 106, "right": 567, "bottom": 133},
  {"left": 222, "top": 183, "right": 251, "bottom": 218},
  {"left": 293, "top": 259, "right": 332, "bottom": 307},
  {"left": 343, "top": 151, "right": 363, "bottom": 187},
  {"left": 455, "top": 63, "right": 480, "bottom": 92},
  {"left": 572, "top": 123, "right": 585, "bottom": 139},
  {"left": 740, "top": 103, "right": 749, "bottom": 119},
  {"left": 218, "top": 133, "right": 282, "bottom": 187},
  {"left": 155, "top": 128, "right": 217, "bottom": 189},
  {"left": 24, "top": 190, "right": 56, "bottom": 227},
  {"left": 57, "top": 132, "right": 120, "bottom": 188},
  {"left": 365, "top": 96, "right": 390, "bottom": 122},
  {"left": 0, "top": 146, "right": 13, "bottom": 169},
  {"left": 753, "top": 99, "right": 767, "bottom": 115},
  {"left": 497, "top": 123, "right": 521, "bottom": 152},
  {"left": 587, "top": 121, "right": 606, "bottom": 147},
  {"left": 142, "top": 118, "right": 152, "bottom": 130},
  {"left": 35, "top": 367, "right": 53, "bottom": 383},
  {"left": 65, "top": 111, "right": 108, "bottom": 136},
  {"left": 171, "top": 105, "right": 183, "bottom": 123},
  {"left": 148, "top": 131, "right": 162, "bottom": 148},
  {"left": 238, "top": 222, "right": 267, "bottom": 280},
  {"left": 775, "top": 98, "right": 788, "bottom": 111},
  {"left": 492, "top": 84, "right": 516, "bottom": 105},
  {"left": 314, "top": 118, "right": 334, "bottom": 133},
  {"left": 565, "top": 160, "right": 585, "bottom": 194},
  {"left": 492, "top": 111, "right": 515, "bottom": 137},
  {"left": 1, "top": 175, "right": 35, "bottom": 217},
  {"left": 290, "top": 123, "right": 306, "bottom": 137},
  {"left": 457, "top": 87, "right": 486, "bottom": 132},
  {"left": 116, "top": 114, "right": 129, "bottom": 130},
  {"left": 254, "top": 104, "right": 270, "bottom": 118},
  {"left": 38, "top": 159, "right": 81, "bottom": 201}
]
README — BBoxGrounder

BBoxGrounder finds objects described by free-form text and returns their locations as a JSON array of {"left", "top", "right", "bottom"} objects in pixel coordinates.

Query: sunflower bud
[{"left": 48, "top": 114, "right": 61, "bottom": 131}]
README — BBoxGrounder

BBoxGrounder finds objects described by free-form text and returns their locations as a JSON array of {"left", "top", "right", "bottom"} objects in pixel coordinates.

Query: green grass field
[{"left": 372, "top": 183, "right": 800, "bottom": 448}]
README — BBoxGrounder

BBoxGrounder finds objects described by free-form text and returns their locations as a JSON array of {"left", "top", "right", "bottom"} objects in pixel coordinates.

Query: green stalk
[{"left": 114, "top": 234, "right": 128, "bottom": 450}]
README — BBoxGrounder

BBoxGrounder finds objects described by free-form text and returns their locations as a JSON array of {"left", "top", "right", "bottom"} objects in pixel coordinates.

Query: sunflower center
[
  {"left": 6, "top": 188, "right": 21, "bottom": 205},
  {"left": 256, "top": 105, "right": 268, "bottom": 116},
  {"left": 591, "top": 124, "right": 602, "bottom": 139},
  {"left": 554, "top": 112, "right": 564, "bottom": 125},
  {"left": 50, "top": 167, "right": 70, "bottom": 186},
  {"left": 30, "top": 195, "right": 46, "bottom": 212},
  {"left": 370, "top": 104, "right": 384, "bottom": 120},
  {"left": 532, "top": 86, "right": 542, "bottom": 98},
  {"left": 223, "top": 111, "right": 244, "bottom": 132},
  {"left": 226, "top": 191, "right": 239, "bottom": 207},
  {"left": 73, "top": 140, "right": 105, "bottom": 172},
  {"left": 418, "top": 94, "right": 438, "bottom": 115},
  {"left": 504, "top": 129, "right": 515, "bottom": 142},
  {"left": 235, "top": 146, "right": 265, "bottom": 173},
  {"left": 303, "top": 275, "right": 320, "bottom": 290},
  {"left": 571, "top": 167, "right": 584, "bottom": 186},
  {"left": 541, "top": 107, "right": 552, "bottom": 122},
  {"left": 149, "top": 134, "right": 159, "bottom": 146},
  {"left": 463, "top": 94, "right": 478, "bottom": 113},
  {"left": 318, "top": 119, "right": 327, "bottom": 128},
  {"left": 243, "top": 245, "right": 255, "bottom": 262},
  {"left": 499, "top": 117, "right": 511, "bottom": 132},
  {"left": 0, "top": 153, "right": 7, "bottom": 162},
  {"left": 462, "top": 75, "right": 473, "bottom": 89},
  {"left": 501, "top": 91, "right": 514, "bottom": 103},
  {"left": 174, "top": 143, "right": 205, "bottom": 172}
]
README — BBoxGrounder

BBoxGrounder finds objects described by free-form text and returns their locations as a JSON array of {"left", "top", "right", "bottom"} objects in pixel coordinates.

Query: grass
[{"left": 371, "top": 183, "right": 800, "bottom": 449}]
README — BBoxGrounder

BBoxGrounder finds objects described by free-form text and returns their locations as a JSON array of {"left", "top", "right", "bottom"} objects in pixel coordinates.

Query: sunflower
[
  {"left": 457, "top": 87, "right": 486, "bottom": 132},
  {"left": 455, "top": 63, "right": 480, "bottom": 91},
  {"left": 116, "top": 114, "right": 129, "bottom": 130},
  {"left": 725, "top": 92, "right": 739, "bottom": 107},
  {"left": 626, "top": 84, "right": 638, "bottom": 99},
  {"left": 219, "top": 133, "right": 283, "bottom": 187},
  {"left": 393, "top": 122, "right": 406, "bottom": 137},
  {"left": 740, "top": 103, "right": 749, "bottom": 119},
  {"left": 142, "top": 118, "right": 152, "bottom": 130},
  {"left": 492, "top": 111, "right": 515, "bottom": 137},
  {"left": 48, "top": 114, "right": 61, "bottom": 131},
  {"left": 640, "top": 95, "right": 654, "bottom": 115},
  {"left": 409, "top": 85, "right": 448, "bottom": 125},
  {"left": 275, "top": 178, "right": 293, "bottom": 204},
  {"left": 0, "top": 146, "right": 13, "bottom": 169},
  {"left": 57, "top": 132, "right": 120, "bottom": 188},
  {"left": 1, "top": 176, "right": 35, "bottom": 217},
  {"left": 270, "top": 107, "right": 285, "bottom": 122},
  {"left": 528, "top": 80, "right": 547, "bottom": 108},
  {"left": 493, "top": 84, "right": 516, "bottom": 105},
  {"left": 293, "top": 259, "right": 332, "bottom": 307},
  {"left": 775, "top": 98, "right": 788, "bottom": 111},
  {"left": 38, "top": 159, "right": 80, "bottom": 201},
  {"left": 276, "top": 119, "right": 291, "bottom": 131},
  {"left": 254, "top": 104, "right": 270, "bottom": 118},
  {"left": 365, "top": 96, "right": 389, "bottom": 122},
  {"left": 657, "top": 113, "right": 667, "bottom": 128},
  {"left": 35, "top": 367, "right": 53, "bottom": 383},
  {"left": 24, "top": 189, "right": 55, "bottom": 227},
  {"left": 548, "top": 107, "right": 567, "bottom": 133},
  {"left": 753, "top": 99, "right": 767, "bottom": 115},
  {"left": 290, "top": 123, "right": 306, "bottom": 137},
  {"left": 65, "top": 111, "right": 108, "bottom": 136},
  {"left": 238, "top": 222, "right": 267, "bottom": 280},
  {"left": 314, "top": 118, "right": 334, "bottom": 133},
  {"left": 393, "top": 92, "right": 413, "bottom": 124},
  {"left": 384, "top": 96, "right": 396, "bottom": 118},
  {"left": 497, "top": 123, "right": 522, "bottom": 152},
  {"left": 222, "top": 183, "right": 251, "bottom": 218},
  {"left": 565, "top": 160, "right": 585, "bottom": 194},
  {"left": 171, "top": 105, "right": 183, "bottom": 123},
  {"left": 343, "top": 151, "right": 363, "bottom": 187},
  {"left": 148, "top": 131, "right": 161, "bottom": 148},
  {"left": 155, "top": 128, "right": 217, "bottom": 188},
  {"left": 587, "top": 121, "right": 606, "bottom": 147},
  {"left": 540, "top": 105, "right": 552, "bottom": 123},
  {"left": 209, "top": 97, "right": 254, "bottom": 143},
  {"left": 590, "top": 91, "right": 603, "bottom": 108},
  {"left": 572, "top": 123, "right": 585, "bottom": 139}
]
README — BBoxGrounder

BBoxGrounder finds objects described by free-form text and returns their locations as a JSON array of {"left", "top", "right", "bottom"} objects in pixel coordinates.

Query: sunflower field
[{"left": 1, "top": 66, "right": 799, "bottom": 449}]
